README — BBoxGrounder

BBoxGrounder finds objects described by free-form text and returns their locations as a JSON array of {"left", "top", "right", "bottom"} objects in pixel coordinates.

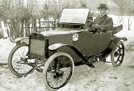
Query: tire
[
  {"left": 43, "top": 52, "right": 74, "bottom": 90},
  {"left": 111, "top": 41, "right": 125, "bottom": 67},
  {"left": 8, "top": 43, "right": 35, "bottom": 77}
]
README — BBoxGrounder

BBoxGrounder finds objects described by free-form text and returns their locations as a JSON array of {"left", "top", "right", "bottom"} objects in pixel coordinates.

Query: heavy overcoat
[{"left": 93, "top": 14, "right": 113, "bottom": 32}]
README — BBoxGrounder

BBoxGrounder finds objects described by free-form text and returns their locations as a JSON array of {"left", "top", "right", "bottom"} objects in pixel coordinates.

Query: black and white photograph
[{"left": 0, "top": 0, "right": 134, "bottom": 91}]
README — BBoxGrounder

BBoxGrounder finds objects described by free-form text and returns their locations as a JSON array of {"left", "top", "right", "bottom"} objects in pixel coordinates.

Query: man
[
  {"left": 91, "top": 4, "right": 113, "bottom": 33},
  {"left": 89, "top": 4, "right": 114, "bottom": 62}
]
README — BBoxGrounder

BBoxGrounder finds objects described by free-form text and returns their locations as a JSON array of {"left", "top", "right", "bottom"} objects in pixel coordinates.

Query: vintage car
[{"left": 8, "top": 8, "right": 127, "bottom": 90}]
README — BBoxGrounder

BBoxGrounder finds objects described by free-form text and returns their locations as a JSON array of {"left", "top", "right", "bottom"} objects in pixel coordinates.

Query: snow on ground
[
  {"left": 0, "top": 29, "right": 134, "bottom": 91},
  {"left": 0, "top": 39, "right": 15, "bottom": 64}
]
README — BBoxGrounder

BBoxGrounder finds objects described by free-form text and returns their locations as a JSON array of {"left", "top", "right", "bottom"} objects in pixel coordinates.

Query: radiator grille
[{"left": 30, "top": 39, "right": 45, "bottom": 56}]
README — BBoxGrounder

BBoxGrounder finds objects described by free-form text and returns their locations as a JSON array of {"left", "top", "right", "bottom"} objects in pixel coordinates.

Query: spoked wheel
[
  {"left": 8, "top": 43, "right": 35, "bottom": 77},
  {"left": 43, "top": 52, "right": 74, "bottom": 90},
  {"left": 111, "top": 41, "right": 125, "bottom": 67}
]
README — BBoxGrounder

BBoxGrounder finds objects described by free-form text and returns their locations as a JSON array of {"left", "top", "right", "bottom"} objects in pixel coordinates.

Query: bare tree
[
  {"left": 113, "top": 0, "right": 134, "bottom": 30},
  {"left": 113, "top": 0, "right": 134, "bottom": 15},
  {"left": 0, "top": 0, "right": 47, "bottom": 40}
]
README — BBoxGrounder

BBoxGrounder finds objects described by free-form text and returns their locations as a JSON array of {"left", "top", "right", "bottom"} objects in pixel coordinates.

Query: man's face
[{"left": 98, "top": 9, "right": 107, "bottom": 15}]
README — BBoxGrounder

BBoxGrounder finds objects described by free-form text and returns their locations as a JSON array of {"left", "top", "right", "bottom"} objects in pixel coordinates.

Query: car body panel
[
  {"left": 73, "top": 31, "right": 111, "bottom": 56},
  {"left": 28, "top": 29, "right": 112, "bottom": 64},
  {"left": 28, "top": 8, "right": 112, "bottom": 64}
]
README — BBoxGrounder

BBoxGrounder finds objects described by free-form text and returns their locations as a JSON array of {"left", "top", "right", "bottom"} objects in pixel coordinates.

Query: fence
[
  {"left": 109, "top": 15, "right": 134, "bottom": 31},
  {"left": 1, "top": 15, "right": 134, "bottom": 40}
]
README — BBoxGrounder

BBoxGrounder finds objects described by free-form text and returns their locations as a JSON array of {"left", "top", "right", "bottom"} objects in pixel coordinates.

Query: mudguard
[
  {"left": 49, "top": 43, "right": 95, "bottom": 68},
  {"left": 13, "top": 37, "right": 29, "bottom": 45},
  {"left": 49, "top": 43, "right": 67, "bottom": 50},
  {"left": 110, "top": 37, "right": 127, "bottom": 51}
]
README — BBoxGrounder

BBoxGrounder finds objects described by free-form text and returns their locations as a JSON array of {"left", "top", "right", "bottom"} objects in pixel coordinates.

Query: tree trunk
[
  {"left": 38, "top": 18, "right": 41, "bottom": 33},
  {"left": 31, "top": 18, "right": 34, "bottom": 33},
  {"left": 128, "top": 16, "right": 131, "bottom": 30},
  {"left": 9, "top": 21, "right": 17, "bottom": 41},
  {"left": 20, "top": 19, "right": 24, "bottom": 37},
  {"left": 12, "top": 21, "right": 17, "bottom": 38},
  {"left": 6, "top": 24, "right": 10, "bottom": 37},
  {"left": 33, "top": 18, "right": 37, "bottom": 33},
  {"left": 25, "top": 19, "right": 30, "bottom": 37}
]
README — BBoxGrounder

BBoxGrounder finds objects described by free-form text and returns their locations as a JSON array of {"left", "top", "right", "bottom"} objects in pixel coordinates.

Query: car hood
[{"left": 41, "top": 28, "right": 82, "bottom": 36}]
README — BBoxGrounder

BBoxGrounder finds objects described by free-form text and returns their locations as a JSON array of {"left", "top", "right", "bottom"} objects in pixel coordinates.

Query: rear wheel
[
  {"left": 43, "top": 52, "right": 74, "bottom": 90},
  {"left": 111, "top": 41, "right": 125, "bottom": 67},
  {"left": 8, "top": 43, "right": 35, "bottom": 77}
]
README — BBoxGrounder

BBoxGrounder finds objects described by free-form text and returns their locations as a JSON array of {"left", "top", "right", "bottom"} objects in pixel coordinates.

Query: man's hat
[{"left": 97, "top": 4, "right": 108, "bottom": 10}]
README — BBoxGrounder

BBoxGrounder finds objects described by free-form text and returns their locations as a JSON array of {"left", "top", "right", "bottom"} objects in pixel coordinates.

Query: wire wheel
[
  {"left": 43, "top": 52, "right": 74, "bottom": 90},
  {"left": 8, "top": 43, "right": 35, "bottom": 77},
  {"left": 111, "top": 41, "right": 125, "bottom": 67}
]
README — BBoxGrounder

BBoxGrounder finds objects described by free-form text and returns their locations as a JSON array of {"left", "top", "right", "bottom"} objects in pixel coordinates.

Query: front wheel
[
  {"left": 8, "top": 43, "right": 35, "bottom": 77},
  {"left": 43, "top": 52, "right": 74, "bottom": 90},
  {"left": 111, "top": 41, "right": 125, "bottom": 67}
]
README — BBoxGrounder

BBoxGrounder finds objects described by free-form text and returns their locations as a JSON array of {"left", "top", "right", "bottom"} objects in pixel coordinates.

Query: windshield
[{"left": 59, "top": 8, "right": 89, "bottom": 24}]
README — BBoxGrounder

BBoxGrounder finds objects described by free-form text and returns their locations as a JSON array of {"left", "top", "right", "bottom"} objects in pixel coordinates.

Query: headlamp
[{"left": 72, "top": 34, "right": 79, "bottom": 41}]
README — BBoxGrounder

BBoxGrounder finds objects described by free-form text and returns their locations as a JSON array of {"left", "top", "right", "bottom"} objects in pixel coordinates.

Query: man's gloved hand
[
  {"left": 88, "top": 28, "right": 97, "bottom": 34},
  {"left": 92, "top": 24, "right": 103, "bottom": 33},
  {"left": 92, "top": 24, "right": 100, "bottom": 29}
]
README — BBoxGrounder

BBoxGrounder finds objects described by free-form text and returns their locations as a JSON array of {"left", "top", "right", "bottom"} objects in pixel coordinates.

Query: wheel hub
[
  {"left": 114, "top": 51, "right": 119, "bottom": 57},
  {"left": 53, "top": 70, "right": 64, "bottom": 79},
  {"left": 17, "top": 57, "right": 28, "bottom": 64}
]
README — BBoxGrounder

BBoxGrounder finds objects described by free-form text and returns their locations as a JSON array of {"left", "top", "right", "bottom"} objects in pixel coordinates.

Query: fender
[
  {"left": 13, "top": 37, "right": 29, "bottom": 45},
  {"left": 49, "top": 43, "right": 94, "bottom": 68},
  {"left": 49, "top": 43, "right": 67, "bottom": 50},
  {"left": 110, "top": 37, "right": 127, "bottom": 51}
]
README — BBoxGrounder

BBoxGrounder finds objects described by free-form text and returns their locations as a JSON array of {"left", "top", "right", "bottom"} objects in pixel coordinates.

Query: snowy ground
[{"left": 0, "top": 30, "right": 134, "bottom": 91}]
